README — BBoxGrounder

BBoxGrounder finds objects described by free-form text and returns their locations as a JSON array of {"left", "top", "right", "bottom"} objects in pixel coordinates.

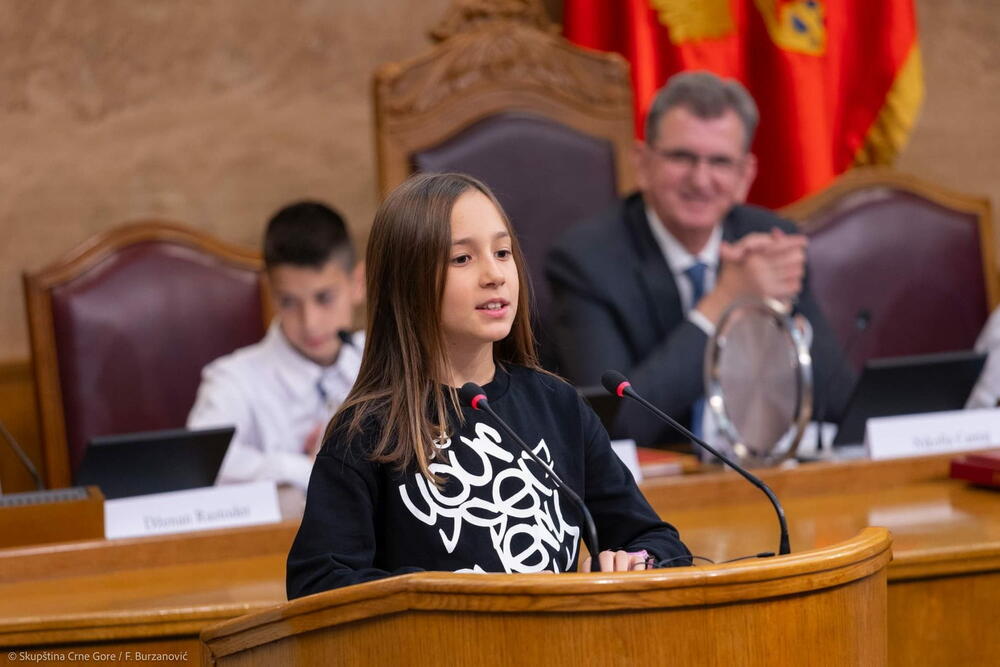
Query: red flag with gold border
[{"left": 564, "top": 0, "right": 923, "bottom": 208}]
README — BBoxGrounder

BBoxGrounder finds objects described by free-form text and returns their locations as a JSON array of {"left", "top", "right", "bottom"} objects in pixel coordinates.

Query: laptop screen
[
  {"left": 74, "top": 426, "right": 235, "bottom": 499},
  {"left": 833, "top": 351, "right": 986, "bottom": 446}
]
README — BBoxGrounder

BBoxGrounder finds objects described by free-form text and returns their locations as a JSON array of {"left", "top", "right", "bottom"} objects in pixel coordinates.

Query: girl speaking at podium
[{"left": 287, "top": 173, "right": 690, "bottom": 598}]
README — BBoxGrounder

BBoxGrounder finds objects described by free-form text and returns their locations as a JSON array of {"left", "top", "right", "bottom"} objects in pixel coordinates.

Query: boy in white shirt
[{"left": 188, "top": 202, "right": 364, "bottom": 491}]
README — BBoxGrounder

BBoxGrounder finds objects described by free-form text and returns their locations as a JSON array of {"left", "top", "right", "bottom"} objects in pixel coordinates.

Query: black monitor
[
  {"left": 74, "top": 427, "right": 235, "bottom": 499},
  {"left": 833, "top": 351, "right": 987, "bottom": 446}
]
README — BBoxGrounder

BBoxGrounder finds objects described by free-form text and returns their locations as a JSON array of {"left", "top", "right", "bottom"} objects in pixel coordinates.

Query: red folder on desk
[
  {"left": 636, "top": 448, "right": 699, "bottom": 477},
  {"left": 950, "top": 450, "right": 1000, "bottom": 488}
]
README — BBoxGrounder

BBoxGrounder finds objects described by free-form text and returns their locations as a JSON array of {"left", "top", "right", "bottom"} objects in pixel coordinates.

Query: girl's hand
[{"left": 582, "top": 550, "right": 649, "bottom": 572}]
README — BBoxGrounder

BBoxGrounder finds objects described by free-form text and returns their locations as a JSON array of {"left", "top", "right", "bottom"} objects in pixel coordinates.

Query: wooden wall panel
[{"left": 0, "top": 360, "right": 40, "bottom": 494}]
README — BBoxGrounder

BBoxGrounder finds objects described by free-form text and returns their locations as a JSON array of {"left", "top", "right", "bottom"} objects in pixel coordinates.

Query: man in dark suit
[{"left": 545, "top": 71, "right": 852, "bottom": 447}]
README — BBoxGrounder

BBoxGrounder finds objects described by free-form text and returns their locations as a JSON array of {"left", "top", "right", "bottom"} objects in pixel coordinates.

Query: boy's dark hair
[{"left": 263, "top": 201, "right": 355, "bottom": 270}]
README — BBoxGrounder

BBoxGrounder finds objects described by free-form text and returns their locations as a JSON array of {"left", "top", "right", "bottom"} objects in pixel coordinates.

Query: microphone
[
  {"left": 0, "top": 419, "right": 44, "bottom": 491},
  {"left": 337, "top": 330, "right": 355, "bottom": 347},
  {"left": 458, "top": 382, "right": 603, "bottom": 572},
  {"left": 601, "top": 370, "right": 790, "bottom": 556},
  {"left": 813, "top": 308, "right": 871, "bottom": 452}
]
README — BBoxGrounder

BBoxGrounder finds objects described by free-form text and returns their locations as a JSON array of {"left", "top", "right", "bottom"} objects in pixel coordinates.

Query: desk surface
[
  {"left": 640, "top": 454, "right": 1000, "bottom": 579},
  {"left": 0, "top": 453, "right": 997, "bottom": 664}
]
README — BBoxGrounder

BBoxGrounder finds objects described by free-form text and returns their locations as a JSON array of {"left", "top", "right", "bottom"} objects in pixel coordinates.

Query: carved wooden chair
[
  {"left": 374, "top": 0, "right": 635, "bottom": 361},
  {"left": 23, "top": 222, "right": 268, "bottom": 488},
  {"left": 782, "top": 167, "right": 997, "bottom": 370}
]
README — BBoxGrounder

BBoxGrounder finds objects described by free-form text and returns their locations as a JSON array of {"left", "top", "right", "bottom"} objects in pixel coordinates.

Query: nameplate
[
  {"left": 104, "top": 481, "right": 281, "bottom": 539},
  {"left": 611, "top": 439, "right": 642, "bottom": 483},
  {"left": 864, "top": 408, "right": 1000, "bottom": 460}
]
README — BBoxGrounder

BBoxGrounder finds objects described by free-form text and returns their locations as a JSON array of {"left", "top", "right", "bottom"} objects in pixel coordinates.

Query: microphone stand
[
  {"left": 813, "top": 309, "right": 871, "bottom": 455},
  {"left": 604, "top": 372, "right": 790, "bottom": 556},
  {"left": 460, "top": 384, "right": 603, "bottom": 572},
  {"left": 0, "top": 419, "right": 44, "bottom": 491}
]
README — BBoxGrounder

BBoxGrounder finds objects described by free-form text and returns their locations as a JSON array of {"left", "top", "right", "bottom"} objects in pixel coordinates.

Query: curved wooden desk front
[
  {"left": 201, "top": 528, "right": 891, "bottom": 667},
  {"left": 639, "top": 453, "right": 1000, "bottom": 666}
]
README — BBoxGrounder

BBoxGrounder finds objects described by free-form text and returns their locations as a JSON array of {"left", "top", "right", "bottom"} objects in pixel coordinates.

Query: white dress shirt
[
  {"left": 646, "top": 206, "right": 724, "bottom": 451},
  {"left": 187, "top": 321, "right": 364, "bottom": 490},
  {"left": 645, "top": 206, "right": 722, "bottom": 337},
  {"left": 967, "top": 307, "right": 1000, "bottom": 409}
]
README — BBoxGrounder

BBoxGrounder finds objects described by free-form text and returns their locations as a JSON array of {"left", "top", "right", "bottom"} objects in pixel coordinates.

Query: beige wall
[
  {"left": 0, "top": 0, "right": 452, "bottom": 361},
  {"left": 0, "top": 0, "right": 997, "bottom": 362},
  {"left": 895, "top": 0, "right": 1000, "bottom": 219}
]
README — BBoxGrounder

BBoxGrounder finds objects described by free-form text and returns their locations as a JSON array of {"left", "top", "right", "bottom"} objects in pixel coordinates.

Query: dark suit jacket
[{"left": 545, "top": 192, "right": 854, "bottom": 447}]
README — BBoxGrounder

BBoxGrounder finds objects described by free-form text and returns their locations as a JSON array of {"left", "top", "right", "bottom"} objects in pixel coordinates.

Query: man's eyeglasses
[{"left": 648, "top": 147, "right": 745, "bottom": 175}]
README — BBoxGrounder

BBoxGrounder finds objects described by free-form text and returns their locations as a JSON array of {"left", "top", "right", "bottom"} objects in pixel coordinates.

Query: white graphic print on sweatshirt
[{"left": 399, "top": 420, "right": 581, "bottom": 574}]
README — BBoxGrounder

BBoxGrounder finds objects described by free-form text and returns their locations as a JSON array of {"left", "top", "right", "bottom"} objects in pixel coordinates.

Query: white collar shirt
[
  {"left": 187, "top": 320, "right": 364, "bottom": 490},
  {"left": 645, "top": 205, "right": 722, "bottom": 335},
  {"left": 646, "top": 205, "right": 725, "bottom": 451},
  {"left": 968, "top": 307, "right": 1000, "bottom": 409}
]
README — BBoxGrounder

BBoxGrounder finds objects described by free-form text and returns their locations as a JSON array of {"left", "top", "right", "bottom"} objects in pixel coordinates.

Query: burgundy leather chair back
[
  {"left": 799, "top": 183, "right": 992, "bottom": 371},
  {"left": 25, "top": 224, "right": 265, "bottom": 487},
  {"left": 413, "top": 112, "right": 619, "bottom": 321},
  {"left": 373, "top": 6, "right": 636, "bottom": 369}
]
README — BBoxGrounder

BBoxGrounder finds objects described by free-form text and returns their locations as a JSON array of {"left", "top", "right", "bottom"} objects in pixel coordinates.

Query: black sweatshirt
[{"left": 286, "top": 365, "right": 690, "bottom": 598}]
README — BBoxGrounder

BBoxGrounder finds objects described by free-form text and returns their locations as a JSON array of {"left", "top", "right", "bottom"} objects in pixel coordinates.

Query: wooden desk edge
[
  {"left": 0, "top": 602, "right": 281, "bottom": 648},
  {"left": 639, "top": 453, "right": 958, "bottom": 510},
  {"left": 0, "top": 520, "right": 300, "bottom": 584},
  {"left": 889, "top": 540, "right": 1000, "bottom": 580}
]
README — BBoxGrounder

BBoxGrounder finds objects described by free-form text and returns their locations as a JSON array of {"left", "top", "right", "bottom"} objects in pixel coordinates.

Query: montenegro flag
[{"left": 564, "top": 0, "right": 923, "bottom": 209}]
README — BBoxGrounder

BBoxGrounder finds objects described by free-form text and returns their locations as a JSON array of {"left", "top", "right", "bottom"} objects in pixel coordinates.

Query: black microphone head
[
  {"left": 855, "top": 309, "right": 872, "bottom": 331},
  {"left": 601, "top": 370, "right": 630, "bottom": 398},
  {"left": 458, "top": 382, "right": 488, "bottom": 410}
]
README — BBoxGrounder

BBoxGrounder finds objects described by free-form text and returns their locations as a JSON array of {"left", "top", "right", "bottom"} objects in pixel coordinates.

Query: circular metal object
[{"left": 704, "top": 298, "right": 813, "bottom": 466}]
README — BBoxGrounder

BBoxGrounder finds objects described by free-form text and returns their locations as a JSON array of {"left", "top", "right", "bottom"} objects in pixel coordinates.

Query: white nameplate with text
[
  {"left": 104, "top": 481, "right": 281, "bottom": 539},
  {"left": 864, "top": 408, "right": 1000, "bottom": 460}
]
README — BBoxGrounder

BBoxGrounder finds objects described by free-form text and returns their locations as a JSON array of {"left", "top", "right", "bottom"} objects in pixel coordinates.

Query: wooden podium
[{"left": 201, "top": 527, "right": 891, "bottom": 666}]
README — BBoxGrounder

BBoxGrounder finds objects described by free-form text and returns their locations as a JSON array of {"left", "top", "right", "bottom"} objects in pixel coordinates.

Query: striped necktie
[{"left": 684, "top": 262, "right": 708, "bottom": 438}]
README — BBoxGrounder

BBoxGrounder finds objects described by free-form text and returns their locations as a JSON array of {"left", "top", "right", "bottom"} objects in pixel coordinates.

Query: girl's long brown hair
[{"left": 328, "top": 173, "right": 541, "bottom": 481}]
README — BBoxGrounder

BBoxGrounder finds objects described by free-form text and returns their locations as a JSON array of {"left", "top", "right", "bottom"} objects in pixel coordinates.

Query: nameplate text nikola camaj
[{"left": 865, "top": 408, "right": 1000, "bottom": 460}]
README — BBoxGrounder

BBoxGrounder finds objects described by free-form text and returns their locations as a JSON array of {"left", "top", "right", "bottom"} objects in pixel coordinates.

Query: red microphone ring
[
  {"left": 471, "top": 394, "right": 487, "bottom": 410},
  {"left": 616, "top": 381, "right": 631, "bottom": 398}
]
